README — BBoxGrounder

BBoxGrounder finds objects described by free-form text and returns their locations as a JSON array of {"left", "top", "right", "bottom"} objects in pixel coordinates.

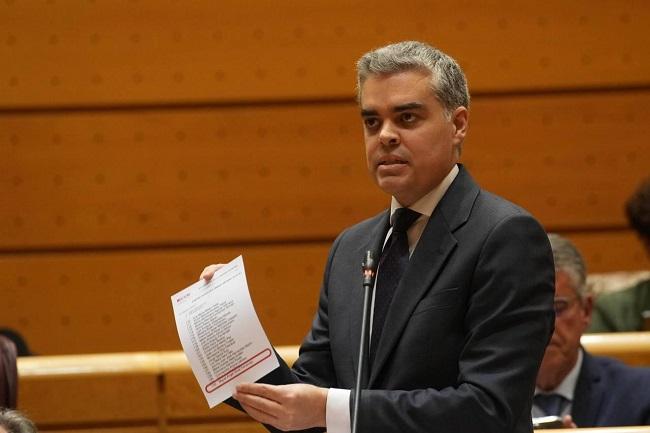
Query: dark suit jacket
[
  {"left": 572, "top": 351, "right": 650, "bottom": 427},
  {"left": 260, "top": 165, "right": 555, "bottom": 433}
]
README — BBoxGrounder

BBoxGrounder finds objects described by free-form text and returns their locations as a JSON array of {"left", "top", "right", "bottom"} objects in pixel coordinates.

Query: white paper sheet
[{"left": 171, "top": 255, "right": 279, "bottom": 407}]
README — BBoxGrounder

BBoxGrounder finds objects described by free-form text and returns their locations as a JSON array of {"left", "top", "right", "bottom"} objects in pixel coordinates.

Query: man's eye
[
  {"left": 554, "top": 301, "right": 567, "bottom": 312},
  {"left": 400, "top": 112, "right": 416, "bottom": 123},
  {"left": 364, "top": 118, "right": 379, "bottom": 129}
]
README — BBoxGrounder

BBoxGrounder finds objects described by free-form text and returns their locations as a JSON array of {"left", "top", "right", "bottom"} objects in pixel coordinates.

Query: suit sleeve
[
  {"left": 355, "top": 213, "right": 555, "bottom": 433},
  {"left": 291, "top": 230, "right": 345, "bottom": 387}
]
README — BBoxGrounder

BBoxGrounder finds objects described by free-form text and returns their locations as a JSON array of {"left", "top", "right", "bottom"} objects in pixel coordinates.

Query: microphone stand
[{"left": 351, "top": 251, "right": 377, "bottom": 433}]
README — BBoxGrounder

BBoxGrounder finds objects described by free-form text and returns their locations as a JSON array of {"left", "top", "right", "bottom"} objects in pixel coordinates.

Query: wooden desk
[{"left": 16, "top": 334, "right": 650, "bottom": 432}]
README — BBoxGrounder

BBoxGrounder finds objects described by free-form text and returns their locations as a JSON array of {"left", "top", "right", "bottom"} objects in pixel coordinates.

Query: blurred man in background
[{"left": 535, "top": 234, "right": 650, "bottom": 427}]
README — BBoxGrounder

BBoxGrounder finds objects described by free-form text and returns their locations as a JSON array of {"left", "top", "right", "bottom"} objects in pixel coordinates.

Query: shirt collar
[{"left": 389, "top": 164, "right": 459, "bottom": 221}]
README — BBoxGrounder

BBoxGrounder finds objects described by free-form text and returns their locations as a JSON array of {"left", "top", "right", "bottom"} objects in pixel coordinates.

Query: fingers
[
  {"left": 238, "top": 401, "right": 279, "bottom": 427},
  {"left": 562, "top": 415, "right": 577, "bottom": 429},
  {"left": 234, "top": 384, "right": 284, "bottom": 413},
  {"left": 233, "top": 383, "right": 327, "bottom": 430},
  {"left": 236, "top": 383, "right": 281, "bottom": 401},
  {"left": 236, "top": 391, "right": 282, "bottom": 416},
  {"left": 234, "top": 385, "right": 285, "bottom": 429},
  {"left": 199, "top": 264, "right": 224, "bottom": 281}
]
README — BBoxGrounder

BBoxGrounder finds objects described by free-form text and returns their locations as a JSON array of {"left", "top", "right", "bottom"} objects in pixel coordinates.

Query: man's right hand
[{"left": 199, "top": 264, "right": 225, "bottom": 281}]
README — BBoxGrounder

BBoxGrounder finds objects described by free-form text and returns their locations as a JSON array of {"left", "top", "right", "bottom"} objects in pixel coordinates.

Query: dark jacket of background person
[{"left": 572, "top": 351, "right": 650, "bottom": 426}]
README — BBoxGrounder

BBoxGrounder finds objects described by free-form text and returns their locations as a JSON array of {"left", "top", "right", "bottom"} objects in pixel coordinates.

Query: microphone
[
  {"left": 352, "top": 250, "right": 377, "bottom": 433},
  {"left": 362, "top": 251, "right": 377, "bottom": 289}
]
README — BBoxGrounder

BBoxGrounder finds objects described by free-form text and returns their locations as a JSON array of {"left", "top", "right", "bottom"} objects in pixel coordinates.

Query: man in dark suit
[
  {"left": 202, "top": 41, "right": 555, "bottom": 432},
  {"left": 534, "top": 234, "right": 650, "bottom": 427}
]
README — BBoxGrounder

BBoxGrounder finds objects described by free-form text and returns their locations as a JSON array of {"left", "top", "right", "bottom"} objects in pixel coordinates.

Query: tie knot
[
  {"left": 534, "top": 393, "right": 567, "bottom": 416},
  {"left": 391, "top": 208, "right": 421, "bottom": 233}
]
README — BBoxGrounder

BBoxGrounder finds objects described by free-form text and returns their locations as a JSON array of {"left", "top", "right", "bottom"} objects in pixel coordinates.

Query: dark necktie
[
  {"left": 369, "top": 207, "right": 421, "bottom": 367},
  {"left": 534, "top": 393, "right": 568, "bottom": 417}
]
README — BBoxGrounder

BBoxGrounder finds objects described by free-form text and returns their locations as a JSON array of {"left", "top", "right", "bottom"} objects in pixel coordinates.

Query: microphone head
[
  {"left": 362, "top": 251, "right": 377, "bottom": 288},
  {"left": 362, "top": 250, "right": 376, "bottom": 272}
]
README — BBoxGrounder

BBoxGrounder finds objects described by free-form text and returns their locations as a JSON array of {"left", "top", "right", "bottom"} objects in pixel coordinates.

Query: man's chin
[{"left": 376, "top": 177, "right": 406, "bottom": 196}]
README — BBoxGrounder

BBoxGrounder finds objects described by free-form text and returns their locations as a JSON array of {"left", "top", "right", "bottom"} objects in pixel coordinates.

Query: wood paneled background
[{"left": 2, "top": 0, "right": 649, "bottom": 355}]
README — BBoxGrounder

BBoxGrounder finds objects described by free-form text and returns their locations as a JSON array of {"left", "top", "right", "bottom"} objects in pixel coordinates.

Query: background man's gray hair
[
  {"left": 356, "top": 40, "right": 470, "bottom": 115},
  {"left": 0, "top": 408, "right": 38, "bottom": 433},
  {"left": 547, "top": 233, "right": 588, "bottom": 298}
]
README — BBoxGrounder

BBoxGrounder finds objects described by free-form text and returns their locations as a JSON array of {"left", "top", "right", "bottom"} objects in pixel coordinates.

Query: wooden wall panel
[
  {"left": 2, "top": 0, "right": 648, "bottom": 357},
  {"left": 1, "top": 244, "right": 330, "bottom": 354},
  {"left": 564, "top": 230, "right": 649, "bottom": 273},
  {"left": 0, "top": 104, "right": 381, "bottom": 249},
  {"left": 465, "top": 90, "right": 650, "bottom": 229},
  {"left": 0, "top": 231, "right": 642, "bottom": 355},
  {"left": 1, "top": 0, "right": 648, "bottom": 107},
  {"left": 3, "top": 91, "right": 648, "bottom": 249}
]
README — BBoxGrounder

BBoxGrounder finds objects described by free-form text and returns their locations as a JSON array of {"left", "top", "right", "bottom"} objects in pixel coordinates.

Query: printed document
[{"left": 171, "top": 255, "right": 278, "bottom": 407}]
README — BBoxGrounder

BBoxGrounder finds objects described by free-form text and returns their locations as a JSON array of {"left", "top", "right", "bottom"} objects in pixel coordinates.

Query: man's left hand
[{"left": 233, "top": 383, "right": 327, "bottom": 431}]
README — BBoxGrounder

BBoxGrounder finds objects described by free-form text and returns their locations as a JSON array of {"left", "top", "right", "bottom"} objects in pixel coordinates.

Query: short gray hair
[
  {"left": 547, "top": 233, "right": 588, "bottom": 298},
  {"left": 0, "top": 409, "right": 37, "bottom": 433},
  {"left": 356, "top": 41, "right": 470, "bottom": 115}
]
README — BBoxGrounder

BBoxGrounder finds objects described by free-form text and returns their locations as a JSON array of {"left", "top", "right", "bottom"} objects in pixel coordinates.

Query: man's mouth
[{"left": 378, "top": 156, "right": 408, "bottom": 166}]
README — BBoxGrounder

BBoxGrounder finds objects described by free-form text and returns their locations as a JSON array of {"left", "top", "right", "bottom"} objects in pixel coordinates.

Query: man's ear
[{"left": 451, "top": 106, "right": 469, "bottom": 143}]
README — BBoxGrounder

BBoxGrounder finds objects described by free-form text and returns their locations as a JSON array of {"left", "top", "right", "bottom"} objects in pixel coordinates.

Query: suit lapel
[
  {"left": 349, "top": 210, "right": 390, "bottom": 387},
  {"left": 368, "top": 166, "right": 479, "bottom": 386},
  {"left": 572, "top": 351, "right": 605, "bottom": 427}
]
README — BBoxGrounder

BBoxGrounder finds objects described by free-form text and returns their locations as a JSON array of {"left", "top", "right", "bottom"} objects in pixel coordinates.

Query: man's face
[
  {"left": 537, "top": 270, "right": 593, "bottom": 389},
  {"left": 360, "top": 70, "right": 468, "bottom": 207}
]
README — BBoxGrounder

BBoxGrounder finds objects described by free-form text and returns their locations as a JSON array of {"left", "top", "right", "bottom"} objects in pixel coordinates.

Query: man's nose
[{"left": 379, "top": 122, "right": 400, "bottom": 147}]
